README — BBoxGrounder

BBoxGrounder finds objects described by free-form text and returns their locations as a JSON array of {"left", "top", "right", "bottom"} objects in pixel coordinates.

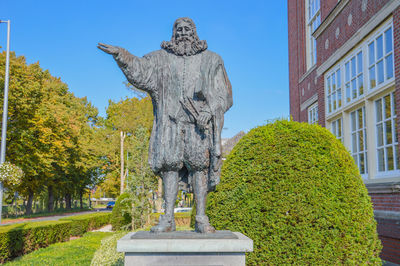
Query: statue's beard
[{"left": 161, "top": 36, "right": 208, "bottom": 56}]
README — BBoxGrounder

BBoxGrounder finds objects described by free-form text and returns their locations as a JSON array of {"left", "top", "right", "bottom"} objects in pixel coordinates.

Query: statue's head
[{"left": 161, "top": 17, "right": 207, "bottom": 56}]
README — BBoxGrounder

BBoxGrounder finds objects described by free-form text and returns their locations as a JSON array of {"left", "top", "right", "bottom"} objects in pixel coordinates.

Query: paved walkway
[{"left": 0, "top": 209, "right": 111, "bottom": 226}]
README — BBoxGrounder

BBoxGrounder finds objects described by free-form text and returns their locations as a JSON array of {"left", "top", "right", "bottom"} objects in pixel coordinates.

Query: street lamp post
[{"left": 0, "top": 20, "right": 11, "bottom": 224}]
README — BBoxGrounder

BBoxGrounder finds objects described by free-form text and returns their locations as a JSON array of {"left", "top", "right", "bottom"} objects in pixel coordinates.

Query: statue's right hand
[{"left": 97, "top": 43, "right": 120, "bottom": 56}]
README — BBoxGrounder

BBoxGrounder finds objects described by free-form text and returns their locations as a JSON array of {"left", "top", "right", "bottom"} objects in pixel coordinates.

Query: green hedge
[
  {"left": 60, "top": 212, "right": 112, "bottom": 236},
  {"left": 207, "top": 120, "right": 382, "bottom": 265},
  {"left": 0, "top": 212, "right": 111, "bottom": 263}
]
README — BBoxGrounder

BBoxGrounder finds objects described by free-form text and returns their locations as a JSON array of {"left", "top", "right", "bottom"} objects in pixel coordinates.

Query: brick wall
[
  {"left": 371, "top": 193, "right": 400, "bottom": 212},
  {"left": 321, "top": 0, "right": 340, "bottom": 21},
  {"left": 377, "top": 219, "right": 400, "bottom": 264}
]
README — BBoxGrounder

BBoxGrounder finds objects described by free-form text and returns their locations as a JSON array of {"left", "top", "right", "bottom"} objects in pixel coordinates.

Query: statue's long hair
[{"left": 161, "top": 17, "right": 208, "bottom": 56}]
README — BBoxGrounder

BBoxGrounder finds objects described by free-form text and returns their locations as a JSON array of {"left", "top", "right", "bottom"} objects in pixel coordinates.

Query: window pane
[
  {"left": 384, "top": 94, "right": 391, "bottom": 119},
  {"left": 346, "top": 83, "right": 350, "bottom": 102},
  {"left": 376, "top": 99, "right": 382, "bottom": 122},
  {"left": 357, "top": 52, "right": 363, "bottom": 74},
  {"left": 351, "top": 57, "right": 356, "bottom": 77},
  {"left": 377, "top": 124, "right": 384, "bottom": 146},
  {"left": 377, "top": 60, "right": 384, "bottom": 84},
  {"left": 369, "top": 66, "right": 376, "bottom": 88},
  {"left": 396, "top": 145, "right": 399, "bottom": 170},
  {"left": 358, "top": 109, "right": 363, "bottom": 128},
  {"left": 327, "top": 76, "right": 331, "bottom": 94},
  {"left": 352, "top": 79, "right": 357, "bottom": 99},
  {"left": 328, "top": 96, "right": 331, "bottom": 113},
  {"left": 377, "top": 35, "right": 383, "bottom": 60},
  {"left": 369, "top": 42, "right": 375, "bottom": 65},
  {"left": 387, "top": 146, "right": 394, "bottom": 170},
  {"left": 333, "top": 92, "right": 337, "bottom": 110},
  {"left": 386, "top": 120, "right": 392, "bottom": 145},
  {"left": 345, "top": 62, "right": 350, "bottom": 81},
  {"left": 359, "top": 131, "right": 364, "bottom": 152},
  {"left": 353, "top": 154, "right": 358, "bottom": 165},
  {"left": 378, "top": 148, "right": 385, "bottom": 171},
  {"left": 360, "top": 153, "right": 365, "bottom": 173},
  {"left": 385, "top": 27, "right": 393, "bottom": 53},
  {"left": 338, "top": 89, "right": 342, "bottom": 108},
  {"left": 332, "top": 72, "right": 336, "bottom": 91},
  {"left": 352, "top": 134, "right": 357, "bottom": 152},
  {"left": 351, "top": 112, "right": 356, "bottom": 131},
  {"left": 358, "top": 74, "right": 364, "bottom": 96},
  {"left": 386, "top": 54, "right": 393, "bottom": 80},
  {"left": 337, "top": 69, "right": 341, "bottom": 86},
  {"left": 338, "top": 120, "right": 342, "bottom": 137}
]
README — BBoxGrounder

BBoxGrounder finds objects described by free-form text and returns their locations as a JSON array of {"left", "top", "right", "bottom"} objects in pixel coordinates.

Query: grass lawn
[{"left": 5, "top": 232, "right": 113, "bottom": 266}]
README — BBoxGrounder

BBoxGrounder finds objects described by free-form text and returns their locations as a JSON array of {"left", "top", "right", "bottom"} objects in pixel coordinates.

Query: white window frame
[
  {"left": 306, "top": 0, "right": 320, "bottom": 68},
  {"left": 375, "top": 92, "right": 399, "bottom": 178},
  {"left": 326, "top": 68, "right": 342, "bottom": 114},
  {"left": 308, "top": 102, "right": 318, "bottom": 125},
  {"left": 331, "top": 118, "right": 343, "bottom": 142},
  {"left": 344, "top": 49, "right": 364, "bottom": 104},
  {"left": 350, "top": 107, "right": 368, "bottom": 178},
  {"left": 367, "top": 22, "right": 394, "bottom": 91}
]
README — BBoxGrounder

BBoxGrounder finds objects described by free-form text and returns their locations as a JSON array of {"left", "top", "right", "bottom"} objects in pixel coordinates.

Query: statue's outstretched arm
[{"left": 98, "top": 43, "right": 156, "bottom": 94}]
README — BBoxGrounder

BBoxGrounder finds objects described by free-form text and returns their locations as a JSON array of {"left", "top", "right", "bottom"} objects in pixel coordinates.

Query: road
[{"left": 0, "top": 208, "right": 111, "bottom": 226}]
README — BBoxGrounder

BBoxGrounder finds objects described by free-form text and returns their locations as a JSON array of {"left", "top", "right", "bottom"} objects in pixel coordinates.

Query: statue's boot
[
  {"left": 150, "top": 214, "right": 176, "bottom": 233},
  {"left": 195, "top": 215, "right": 215, "bottom": 233}
]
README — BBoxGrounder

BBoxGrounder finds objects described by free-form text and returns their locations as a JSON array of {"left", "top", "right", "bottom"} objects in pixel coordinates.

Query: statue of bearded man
[{"left": 98, "top": 17, "right": 232, "bottom": 233}]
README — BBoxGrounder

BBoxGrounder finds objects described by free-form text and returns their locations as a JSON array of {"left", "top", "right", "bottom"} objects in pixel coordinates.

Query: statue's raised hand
[{"left": 97, "top": 43, "right": 120, "bottom": 56}]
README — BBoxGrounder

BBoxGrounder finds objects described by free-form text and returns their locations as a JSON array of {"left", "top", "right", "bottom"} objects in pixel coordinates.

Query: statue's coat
[{"left": 114, "top": 48, "right": 232, "bottom": 191}]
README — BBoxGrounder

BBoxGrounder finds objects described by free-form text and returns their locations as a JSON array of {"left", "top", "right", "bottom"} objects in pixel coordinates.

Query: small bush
[
  {"left": 60, "top": 212, "right": 111, "bottom": 236},
  {"left": 110, "top": 193, "right": 132, "bottom": 231},
  {"left": 91, "top": 232, "right": 125, "bottom": 266},
  {"left": 207, "top": 120, "right": 382, "bottom": 265}
]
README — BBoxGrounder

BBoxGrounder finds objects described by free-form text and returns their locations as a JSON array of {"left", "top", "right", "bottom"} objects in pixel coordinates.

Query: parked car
[
  {"left": 174, "top": 207, "right": 192, "bottom": 213},
  {"left": 106, "top": 201, "right": 115, "bottom": 209}
]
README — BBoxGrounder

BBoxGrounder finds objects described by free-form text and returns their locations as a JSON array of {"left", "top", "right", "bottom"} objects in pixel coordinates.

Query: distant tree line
[{"left": 0, "top": 51, "right": 157, "bottom": 215}]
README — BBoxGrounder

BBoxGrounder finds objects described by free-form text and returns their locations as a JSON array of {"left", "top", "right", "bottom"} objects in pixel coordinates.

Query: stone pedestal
[{"left": 117, "top": 230, "right": 253, "bottom": 266}]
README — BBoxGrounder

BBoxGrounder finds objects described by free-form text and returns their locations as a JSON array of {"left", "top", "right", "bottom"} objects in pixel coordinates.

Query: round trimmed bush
[
  {"left": 110, "top": 193, "right": 132, "bottom": 231},
  {"left": 207, "top": 120, "right": 381, "bottom": 265}
]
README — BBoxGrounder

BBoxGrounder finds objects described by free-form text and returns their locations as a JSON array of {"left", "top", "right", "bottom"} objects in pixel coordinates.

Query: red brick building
[{"left": 288, "top": 0, "right": 400, "bottom": 263}]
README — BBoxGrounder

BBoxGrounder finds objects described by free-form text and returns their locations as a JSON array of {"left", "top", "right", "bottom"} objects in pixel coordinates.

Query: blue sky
[{"left": 1, "top": 0, "right": 289, "bottom": 138}]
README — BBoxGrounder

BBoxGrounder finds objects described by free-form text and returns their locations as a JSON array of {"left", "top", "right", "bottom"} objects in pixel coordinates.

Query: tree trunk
[
  {"left": 47, "top": 185, "right": 54, "bottom": 212},
  {"left": 26, "top": 191, "right": 34, "bottom": 215},
  {"left": 79, "top": 191, "right": 83, "bottom": 209},
  {"left": 120, "top": 131, "right": 126, "bottom": 194},
  {"left": 89, "top": 190, "right": 92, "bottom": 209},
  {"left": 65, "top": 193, "right": 72, "bottom": 210}
]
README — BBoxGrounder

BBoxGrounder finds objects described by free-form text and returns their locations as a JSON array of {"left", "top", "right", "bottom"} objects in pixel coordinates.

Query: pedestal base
[{"left": 117, "top": 231, "right": 253, "bottom": 266}]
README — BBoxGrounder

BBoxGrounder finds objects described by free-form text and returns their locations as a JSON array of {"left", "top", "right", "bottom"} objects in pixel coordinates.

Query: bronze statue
[{"left": 98, "top": 17, "right": 232, "bottom": 233}]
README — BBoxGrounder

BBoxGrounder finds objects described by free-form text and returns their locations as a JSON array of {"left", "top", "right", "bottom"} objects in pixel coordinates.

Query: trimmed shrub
[
  {"left": 0, "top": 212, "right": 111, "bottom": 263},
  {"left": 0, "top": 221, "right": 70, "bottom": 263},
  {"left": 90, "top": 231, "right": 125, "bottom": 266},
  {"left": 207, "top": 120, "right": 382, "bottom": 265},
  {"left": 60, "top": 212, "right": 111, "bottom": 236},
  {"left": 110, "top": 193, "right": 132, "bottom": 231}
]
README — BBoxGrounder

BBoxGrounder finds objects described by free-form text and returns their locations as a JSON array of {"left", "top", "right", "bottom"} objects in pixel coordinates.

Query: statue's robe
[{"left": 114, "top": 48, "right": 232, "bottom": 191}]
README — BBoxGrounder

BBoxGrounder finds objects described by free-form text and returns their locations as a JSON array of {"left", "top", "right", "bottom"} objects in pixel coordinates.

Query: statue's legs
[
  {"left": 193, "top": 170, "right": 216, "bottom": 233},
  {"left": 150, "top": 170, "right": 178, "bottom": 233}
]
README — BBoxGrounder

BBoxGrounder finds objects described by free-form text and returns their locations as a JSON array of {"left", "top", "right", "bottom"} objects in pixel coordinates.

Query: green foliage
[
  {"left": 90, "top": 232, "right": 126, "bottom": 266},
  {"left": 207, "top": 120, "right": 382, "bottom": 265},
  {"left": 0, "top": 221, "right": 70, "bottom": 263},
  {"left": 6, "top": 232, "right": 112, "bottom": 266},
  {"left": 0, "top": 51, "right": 102, "bottom": 213},
  {"left": 110, "top": 193, "right": 132, "bottom": 231},
  {"left": 151, "top": 212, "right": 191, "bottom": 227},
  {"left": 60, "top": 212, "right": 112, "bottom": 236},
  {"left": 0, "top": 212, "right": 111, "bottom": 263}
]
